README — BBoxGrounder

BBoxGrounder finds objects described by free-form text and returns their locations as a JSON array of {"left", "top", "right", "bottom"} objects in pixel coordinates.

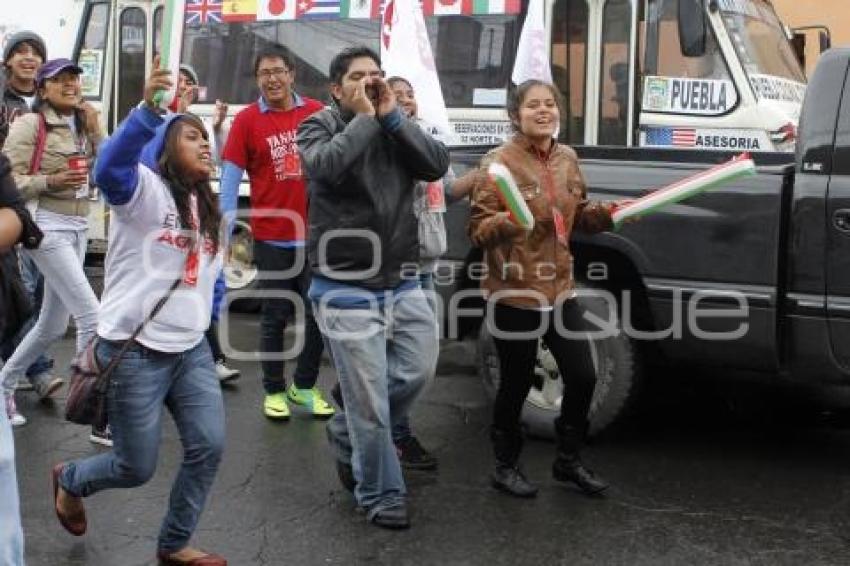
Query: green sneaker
[
  {"left": 263, "top": 392, "right": 290, "bottom": 420},
  {"left": 286, "top": 384, "right": 336, "bottom": 418}
]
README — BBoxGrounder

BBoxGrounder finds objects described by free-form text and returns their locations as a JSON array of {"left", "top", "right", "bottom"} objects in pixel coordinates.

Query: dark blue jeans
[
  {"left": 59, "top": 339, "right": 225, "bottom": 553},
  {"left": 254, "top": 241, "right": 324, "bottom": 393}
]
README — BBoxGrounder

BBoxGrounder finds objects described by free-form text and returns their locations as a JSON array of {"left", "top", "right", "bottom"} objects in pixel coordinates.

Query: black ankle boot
[
  {"left": 552, "top": 457, "right": 608, "bottom": 495},
  {"left": 492, "top": 464, "right": 539, "bottom": 498},
  {"left": 553, "top": 419, "right": 609, "bottom": 495},
  {"left": 489, "top": 426, "right": 539, "bottom": 498}
]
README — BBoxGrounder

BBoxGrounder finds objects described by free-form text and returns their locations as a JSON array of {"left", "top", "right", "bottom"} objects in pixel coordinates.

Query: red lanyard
[
  {"left": 183, "top": 193, "right": 200, "bottom": 287},
  {"left": 535, "top": 145, "right": 568, "bottom": 246}
]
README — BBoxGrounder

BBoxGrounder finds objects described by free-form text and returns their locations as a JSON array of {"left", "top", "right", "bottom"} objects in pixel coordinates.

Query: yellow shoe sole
[{"left": 263, "top": 405, "right": 290, "bottom": 420}]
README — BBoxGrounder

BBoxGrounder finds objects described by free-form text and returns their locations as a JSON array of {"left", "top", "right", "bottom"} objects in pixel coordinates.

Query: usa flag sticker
[{"left": 642, "top": 127, "right": 769, "bottom": 152}]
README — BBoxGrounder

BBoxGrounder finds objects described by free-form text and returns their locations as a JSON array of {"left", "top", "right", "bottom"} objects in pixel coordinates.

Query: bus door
[
  {"left": 550, "top": 0, "right": 637, "bottom": 147},
  {"left": 76, "top": 0, "right": 161, "bottom": 133}
]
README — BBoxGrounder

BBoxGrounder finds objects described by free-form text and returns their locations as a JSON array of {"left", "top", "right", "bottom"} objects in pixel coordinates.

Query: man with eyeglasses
[{"left": 220, "top": 45, "right": 335, "bottom": 421}]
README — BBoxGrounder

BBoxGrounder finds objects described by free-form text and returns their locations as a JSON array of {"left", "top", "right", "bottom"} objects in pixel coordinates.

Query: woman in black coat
[
  {"left": 0, "top": 153, "right": 41, "bottom": 340},
  {"left": 0, "top": 151, "right": 40, "bottom": 566}
]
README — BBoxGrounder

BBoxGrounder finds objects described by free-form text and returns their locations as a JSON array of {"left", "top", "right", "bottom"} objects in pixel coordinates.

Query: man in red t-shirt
[{"left": 220, "top": 46, "right": 334, "bottom": 420}]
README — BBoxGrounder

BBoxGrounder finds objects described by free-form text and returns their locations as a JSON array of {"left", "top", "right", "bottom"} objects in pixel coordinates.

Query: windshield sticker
[
  {"left": 643, "top": 127, "right": 770, "bottom": 151},
  {"left": 78, "top": 49, "right": 103, "bottom": 98},
  {"left": 749, "top": 74, "right": 806, "bottom": 104},
  {"left": 450, "top": 120, "right": 512, "bottom": 146},
  {"left": 473, "top": 88, "right": 507, "bottom": 106},
  {"left": 643, "top": 77, "right": 736, "bottom": 115}
]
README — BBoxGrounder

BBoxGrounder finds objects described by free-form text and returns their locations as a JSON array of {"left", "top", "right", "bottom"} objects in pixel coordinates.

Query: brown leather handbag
[{"left": 65, "top": 277, "right": 183, "bottom": 427}]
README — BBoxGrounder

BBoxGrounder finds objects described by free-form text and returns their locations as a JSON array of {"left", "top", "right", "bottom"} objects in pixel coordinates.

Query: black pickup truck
[{"left": 438, "top": 48, "right": 850, "bottom": 437}]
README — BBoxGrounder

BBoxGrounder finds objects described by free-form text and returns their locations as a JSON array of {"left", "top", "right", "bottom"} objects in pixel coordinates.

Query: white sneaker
[
  {"left": 32, "top": 373, "right": 65, "bottom": 401},
  {"left": 9, "top": 412, "right": 26, "bottom": 427},
  {"left": 215, "top": 361, "right": 240, "bottom": 383},
  {"left": 89, "top": 424, "right": 113, "bottom": 447},
  {"left": 4, "top": 395, "right": 26, "bottom": 427}
]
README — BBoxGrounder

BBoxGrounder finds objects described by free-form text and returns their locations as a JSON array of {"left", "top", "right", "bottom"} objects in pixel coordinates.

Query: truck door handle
[{"left": 834, "top": 209, "right": 850, "bottom": 233}]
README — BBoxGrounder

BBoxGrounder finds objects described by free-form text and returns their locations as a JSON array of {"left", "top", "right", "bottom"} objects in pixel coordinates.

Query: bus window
[
  {"left": 646, "top": 0, "right": 730, "bottom": 81},
  {"left": 597, "top": 0, "right": 631, "bottom": 146},
  {"left": 182, "top": 20, "right": 380, "bottom": 105},
  {"left": 117, "top": 8, "right": 147, "bottom": 127},
  {"left": 431, "top": 15, "right": 520, "bottom": 107},
  {"left": 77, "top": 2, "right": 110, "bottom": 100},
  {"left": 181, "top": 14, "right": 521, "bottom": 108},
  {"left": 551, "top": 0, "right": 588, "bottom": 145}
]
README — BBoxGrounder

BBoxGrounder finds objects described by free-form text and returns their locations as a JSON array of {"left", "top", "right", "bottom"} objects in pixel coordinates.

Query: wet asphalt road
[{"left": 10, "top": 313, "right": 850, "bottom": 565}]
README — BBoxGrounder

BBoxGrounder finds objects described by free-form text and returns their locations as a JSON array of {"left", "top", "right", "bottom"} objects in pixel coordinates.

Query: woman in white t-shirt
[
  {"left": 0, "top": 58, "right": 103, "bottom": 426},
  {"left": 51, "top": 62, "right": 227, "bottom": 566}
]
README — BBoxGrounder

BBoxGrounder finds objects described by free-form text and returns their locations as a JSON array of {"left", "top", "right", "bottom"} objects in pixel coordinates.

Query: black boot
[
  {"left": 490, "top": 427, "right": 538, "bottom": 498},
  {"left": 552, "top": 419, "right": 609, "bottom": 496}
]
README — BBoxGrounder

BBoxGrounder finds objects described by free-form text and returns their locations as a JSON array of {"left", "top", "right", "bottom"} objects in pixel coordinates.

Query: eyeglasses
[{"left": 257, "top": 68, "right": 290, "bottom": 79}]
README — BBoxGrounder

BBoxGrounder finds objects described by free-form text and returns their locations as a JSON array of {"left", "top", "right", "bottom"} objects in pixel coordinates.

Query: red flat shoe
[
  {"left": 157, "top": 550, "right": 228, "bottom": 565},
  {"left": 52, "top": 463, "right": 86, "bottom": 536}
]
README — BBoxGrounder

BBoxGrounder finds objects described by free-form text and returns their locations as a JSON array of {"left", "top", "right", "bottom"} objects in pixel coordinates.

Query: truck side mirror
[
  {"left": 678, "top": 0, "right": 707, "bottom": 58},
  {"left": 819, "top": 30, "right": 831, "bottom": 53},
  {"left": 792, "top": 25, "right": 832, "bottom": 57}
]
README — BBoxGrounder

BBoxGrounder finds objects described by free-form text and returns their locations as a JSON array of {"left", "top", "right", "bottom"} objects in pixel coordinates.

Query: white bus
[
  {"left": 74, "top": 0, "right": 813, "bottom": 150},
  {"left": 71, "top": 0, "right": 819, "bottom": 293}
]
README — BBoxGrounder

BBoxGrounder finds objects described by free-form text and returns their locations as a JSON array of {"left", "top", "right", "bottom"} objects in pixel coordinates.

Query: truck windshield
[
  {"left": 181, "top": 15, "right": 520, "bottom": 108},
  {"left": 718, "top": 0, "right": 806, "bottom": 88}
]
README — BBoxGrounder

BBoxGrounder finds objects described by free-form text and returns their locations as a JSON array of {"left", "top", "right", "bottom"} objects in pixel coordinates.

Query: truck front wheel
[{"left": 478, "top": 289, "right": 641, "bottom": 438}]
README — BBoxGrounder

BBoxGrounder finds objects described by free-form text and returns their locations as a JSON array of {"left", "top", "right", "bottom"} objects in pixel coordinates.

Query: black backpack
[{"left": 0, "top": 251, "right": 32, "bottom": 344}]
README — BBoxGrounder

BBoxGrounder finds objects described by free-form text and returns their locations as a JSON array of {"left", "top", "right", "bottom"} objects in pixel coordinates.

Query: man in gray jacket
[{"left": 297, "top": 46, "right": 449, "bottom": 530}]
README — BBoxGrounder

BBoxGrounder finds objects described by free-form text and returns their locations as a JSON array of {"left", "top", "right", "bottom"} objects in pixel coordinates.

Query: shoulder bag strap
[
  {"left": 98, "top": 275, "right": 184, "bottom": 379},
  {"left": 28, "top": 113, "right": 47, "bottom": 175}
]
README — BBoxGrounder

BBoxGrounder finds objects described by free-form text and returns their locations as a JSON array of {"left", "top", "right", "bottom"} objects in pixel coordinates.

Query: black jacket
[
  {"left": 0, "top": 153, "right": 42, "bottom": 342},
  {"left": 0, "top": 78, "right": 34, "bottom": 149},
  {"left": 0, "top": 153, "right": 41, "bottom": 248},
  {"left": 298, "top": 105, "right": 449, "bottom": 289}
]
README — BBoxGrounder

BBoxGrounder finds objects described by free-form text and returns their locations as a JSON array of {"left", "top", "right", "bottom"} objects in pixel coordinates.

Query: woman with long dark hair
[
  {"left": 469, "top": 80, "right": 622, "bottom": 498},
  {"left": 51, "top": 63, "right": 227, "bottom": 565},
  {"left": 0, "top": 58, "right": 102, "bottom": 426}
]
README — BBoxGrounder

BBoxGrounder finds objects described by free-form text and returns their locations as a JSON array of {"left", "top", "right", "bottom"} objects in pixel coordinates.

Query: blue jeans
[
  {"left": 0, "top": 250, "right": 52, "bottom": 383},
  {"left": 0, "top": 407, "right": 24, "bottom": 565},
  {"left": 0, "top": 231, "right": 98, "bottom": 393},
  {"left": 59, "top": 339, "right": 225, "bottom": 553},
  {"left": 317, "top": 288, "right": 438, "bottom": 512}
]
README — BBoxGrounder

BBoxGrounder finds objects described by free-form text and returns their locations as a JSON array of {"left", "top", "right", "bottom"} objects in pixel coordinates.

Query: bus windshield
[
  {"left": 718, "top": 0, "right": 806, "bottom": 98},
  {"left": 181, "top": 15, "right": 521, "bottom": 108}
]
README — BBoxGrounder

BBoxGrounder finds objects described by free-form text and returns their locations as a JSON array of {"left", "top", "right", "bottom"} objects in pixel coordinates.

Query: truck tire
[
  {"left": 224, "top": 218, "right": 261, "bottom": 313},
  {"left": 478, "top": 288, "right": 640, "bottom": 438}
]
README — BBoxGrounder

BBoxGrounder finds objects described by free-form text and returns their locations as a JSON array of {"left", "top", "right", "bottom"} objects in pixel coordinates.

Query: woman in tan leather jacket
[
  {"left": 469, "top": 80, "right": 621, "bottom": 498},
  {"left": 0, "top": 59, "right": 103, "bottom": 427}
]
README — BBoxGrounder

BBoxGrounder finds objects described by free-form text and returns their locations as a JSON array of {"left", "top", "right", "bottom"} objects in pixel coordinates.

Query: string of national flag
[{"left": 185, "top": 0, "right": 520, "bottom": 25}]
